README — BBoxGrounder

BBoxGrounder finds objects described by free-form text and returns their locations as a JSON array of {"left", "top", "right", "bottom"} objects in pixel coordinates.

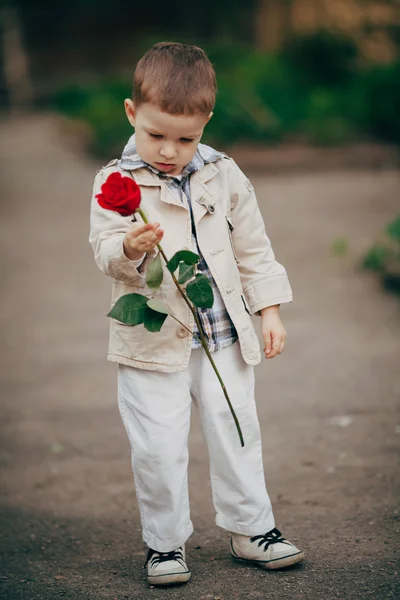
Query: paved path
[{"left": 1, "top": 114, "right": 399, "bottom": 599}]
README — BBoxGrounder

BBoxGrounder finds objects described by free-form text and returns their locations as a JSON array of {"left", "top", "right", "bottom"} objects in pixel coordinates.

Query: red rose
[{"left": 96, "top": 172, "right": 141, "bottom": 216}]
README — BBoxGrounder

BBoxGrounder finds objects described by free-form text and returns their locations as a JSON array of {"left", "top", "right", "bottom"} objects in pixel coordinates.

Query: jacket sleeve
[
  {"left": 89, "top": 167, "right": 156, "bottom": 285},
  {"left": 227, "top": 159, "right": 293, "bottom": 314}
]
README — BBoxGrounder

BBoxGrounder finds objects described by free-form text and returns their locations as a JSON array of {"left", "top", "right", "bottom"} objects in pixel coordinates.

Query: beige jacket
[{"left": 89, "top": 156, "right": 292, "bottom": 372}]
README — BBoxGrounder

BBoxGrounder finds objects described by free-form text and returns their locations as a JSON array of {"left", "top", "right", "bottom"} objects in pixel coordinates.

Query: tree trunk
[
  {"left": 1, "top": 7, "right": 33, "bottom": 112},
  {"left": 255, "top": 0, "right": 294, "bottom": 52}
]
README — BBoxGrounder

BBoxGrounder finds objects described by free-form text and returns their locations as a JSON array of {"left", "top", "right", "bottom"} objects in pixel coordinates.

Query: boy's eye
[
  {"left": 180, "top": 138, "right": 194, "bottom": 143},
  {"left": 149, "top": 133, "right": 163, "bottom": 139}
]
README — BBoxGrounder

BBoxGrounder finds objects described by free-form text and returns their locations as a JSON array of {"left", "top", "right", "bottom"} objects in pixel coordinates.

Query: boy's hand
[
  {"left": 123, "top": 222, "right": 164, "bottom": 261},
  {"left": 260, "top": 305, "right": 286, "bottom": 359}
]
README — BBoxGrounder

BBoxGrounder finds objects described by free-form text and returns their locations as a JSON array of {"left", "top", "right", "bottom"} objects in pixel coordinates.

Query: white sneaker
[
  {"left": 231, "top": 528, "right": 304, "bottom": 570},
  {"left": 145, "top": 545, "right": 191, "bottom": 586}
]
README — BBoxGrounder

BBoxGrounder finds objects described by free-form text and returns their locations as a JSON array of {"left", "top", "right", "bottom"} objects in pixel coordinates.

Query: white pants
[{"left": 117, "top": 341, "right": 275, "bottom": 552}]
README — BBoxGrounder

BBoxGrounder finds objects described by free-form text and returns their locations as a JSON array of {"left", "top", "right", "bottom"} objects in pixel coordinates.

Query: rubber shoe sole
[
  {"left": 232, "top": 550, "right": 304, "bottom": 570},
  {"left": 147, "top": 570, "right": 191, "bottom": 586}
]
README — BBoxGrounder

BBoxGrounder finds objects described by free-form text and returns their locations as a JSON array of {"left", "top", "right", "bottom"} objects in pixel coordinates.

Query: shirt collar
[{"left": 119, "top": 133, "right": 224, "bottom": 177}]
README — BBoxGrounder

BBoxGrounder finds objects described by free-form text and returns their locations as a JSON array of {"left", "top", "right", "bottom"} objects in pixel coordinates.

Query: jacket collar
[{"left": 119, "top": 133, "right": 223, "bottom": 185}]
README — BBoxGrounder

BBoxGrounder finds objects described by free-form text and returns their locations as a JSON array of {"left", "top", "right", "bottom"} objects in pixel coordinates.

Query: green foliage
[
  {"left": 167, "top": 251, "right": 214, "bottom": 308},
  {"left": 362, "top": 244, "right": 393, "bottom": 271},
  {"left": 108, "top": 294, "right": 169, "bottom": 330},
  {"left": 186, "top": 274, "right": 214, "bottom": 308},
  {"left": 107, "top": 248, "right": 214, "bottom": 331},
  {"left": 146, "top": 298, "right": 169, "bottom": 314},
  {"left": 206, "top": 50, "right": 305, "bottom": 144},
  {"left": 332, "top": 237, "right": 349, "bottom": 257},
  {"left": 362, "top": 214, "right": 400, "bottom": 295},
  {"left": 283, "top": 30, "right": 358, "bottom": 87},
  {"left": 146, "top": 254, "right": 163, "bottom": 290},
  {"left": 303, "top": 89, "right": 354, "bottom": 145},
  {"left": 51, "top": 35, "right": 400, "bottom": 151},
  {"left": 178, "top": 263, "right": 196, "bottom": 285},
  {"left": 347, "top": 63, "right": 400, "bottom": 144},
  {"left": 52, "top": 80, "right": 132, "bottom": 157},
  {"left": 167, "top": 250, "right": 200, "bottom": 273},
  {"left": 143, "top": 305, "right": 168, "bottom": 332},
  {"left": 107, "top": 293, "right": 147, "bottom": 325},
  {"left": 386, "top": 215, "right": 400, "bottom": 242}
]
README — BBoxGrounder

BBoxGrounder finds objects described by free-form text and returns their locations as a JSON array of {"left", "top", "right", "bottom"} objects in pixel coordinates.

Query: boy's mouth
[{"left": 155, "top": 162, "right": 175, "bottom": 171}]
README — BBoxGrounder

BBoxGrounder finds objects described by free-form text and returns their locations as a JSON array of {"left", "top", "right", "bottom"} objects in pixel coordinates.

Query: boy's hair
[{"left": 133, "top": 42, "right": 216, "bottom": 116}]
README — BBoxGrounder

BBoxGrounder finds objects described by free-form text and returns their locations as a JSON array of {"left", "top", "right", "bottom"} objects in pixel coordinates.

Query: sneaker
[
  {"left": 230, "top": 527, "right": 304, "bottom": 570},
  {"left": 145, "top": 544, "right": 191, "bottom": 586}
]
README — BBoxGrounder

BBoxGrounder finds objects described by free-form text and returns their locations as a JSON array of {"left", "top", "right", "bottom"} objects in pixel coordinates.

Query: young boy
[{"left": 89, "top": 42, "right": 303, "bottom": 586}]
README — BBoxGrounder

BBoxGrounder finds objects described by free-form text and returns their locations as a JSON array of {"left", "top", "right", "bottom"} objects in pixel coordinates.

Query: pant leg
[
  {"left": 190, "top": 342, "right": 275, "bottom": 536},
  {"left": 118, "top": 364, "right": 193, "bottom": 552}
]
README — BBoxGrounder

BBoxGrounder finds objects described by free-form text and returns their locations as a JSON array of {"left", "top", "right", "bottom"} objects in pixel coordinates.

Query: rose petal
[{"left": 96, "top": 172, "right": 141, "bottom": 216}]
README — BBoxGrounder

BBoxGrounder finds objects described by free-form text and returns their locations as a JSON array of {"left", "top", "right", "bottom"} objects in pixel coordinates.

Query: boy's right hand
[{"left": 123, "top": 222, "right": 164, "bottom": 261}]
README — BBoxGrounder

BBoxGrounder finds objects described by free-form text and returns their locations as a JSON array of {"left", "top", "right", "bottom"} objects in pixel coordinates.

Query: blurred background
[
  {"left": 2, "top": 0, "right": 400, "bottom": 151},
  {"left": 0, "top": 1, "right": 399, "bottom": 599}
]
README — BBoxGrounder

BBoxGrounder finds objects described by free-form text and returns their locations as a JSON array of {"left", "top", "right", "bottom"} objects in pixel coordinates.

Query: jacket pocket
[
  {"left": 225, "top": 215, "right": 240, "bottom": 264},
  {"left": 241, "top": 293, "right": 253, "bottom": 316}
]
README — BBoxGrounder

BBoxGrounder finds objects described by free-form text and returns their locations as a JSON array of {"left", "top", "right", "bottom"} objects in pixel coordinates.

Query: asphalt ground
[{"left": 0, "top": 114, "right": 399, "bottom": 599}]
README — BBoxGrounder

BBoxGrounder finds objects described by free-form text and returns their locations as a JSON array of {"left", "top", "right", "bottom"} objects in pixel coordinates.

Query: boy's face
[{"left": 125, "top": 100, "right": 212, "bottom": 177}]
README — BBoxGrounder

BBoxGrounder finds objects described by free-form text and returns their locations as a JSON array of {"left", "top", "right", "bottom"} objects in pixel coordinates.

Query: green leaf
[
  {"left": 147, "top": 298, "right": 169, "bottom": 314},
  {"left": 186, "top": 274, "right": 214, "bottom": 308},
  {"left": 146, "top": 253, "right": 164, "bottom": 290},
  {"left": 362, "top": 244, "right": 393, "bottom": 272},
  {"left": 167, "top": 250, "right": 199, "bottom": 273},
  {"left": 331, "top": 237, "right": 348, "bottom": 257},
  {"left": 386, "top": 215, "right": 400, "bottom": 243},
  {"left": 143, "top": 305, "right": 168, "bottom": 332},
  {"left": 107, "top": 293, "right": 147, "bottom": 325},
  {"left": 178, "top": 263, "right": 195, "bottom": 285}
]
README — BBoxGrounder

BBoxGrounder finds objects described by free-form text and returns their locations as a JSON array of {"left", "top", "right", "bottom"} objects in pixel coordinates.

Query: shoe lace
[
  {"left": 144, "top": 547, "right": 184, "bottom": 568},
  {"left": 250, "top": 528, "right": 290, "bottom": 551}
]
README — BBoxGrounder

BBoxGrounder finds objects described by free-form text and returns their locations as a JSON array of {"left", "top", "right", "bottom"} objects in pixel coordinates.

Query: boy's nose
[{"left": 160, "top": 145, "right": 176, "bottom": 160}]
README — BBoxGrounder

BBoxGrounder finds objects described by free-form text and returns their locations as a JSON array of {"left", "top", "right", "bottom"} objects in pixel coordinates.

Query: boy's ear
[
  {"left": 206, "top": 111, "right": 213, "bottom": 123},
  {"left": 124, "top": 99, "right": 136, "bottom": 127}
]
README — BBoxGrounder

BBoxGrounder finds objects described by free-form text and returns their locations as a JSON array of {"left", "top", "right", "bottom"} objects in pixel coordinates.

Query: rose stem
[{"left": 138, "top": 208, "right": 244, "bottom": 447}]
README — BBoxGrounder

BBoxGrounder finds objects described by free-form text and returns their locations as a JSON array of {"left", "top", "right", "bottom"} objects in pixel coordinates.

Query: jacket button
[
  {"left": 208, "top": 205, "right": 215, "bottom": 213},
  {"left": 177, "top": 326, "right": 189, "bottom": 338}
]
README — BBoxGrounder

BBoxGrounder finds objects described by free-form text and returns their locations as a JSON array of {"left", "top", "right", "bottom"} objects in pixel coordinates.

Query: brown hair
[{"left": 133, "top": 42, "right": 216, "bottom": 115}]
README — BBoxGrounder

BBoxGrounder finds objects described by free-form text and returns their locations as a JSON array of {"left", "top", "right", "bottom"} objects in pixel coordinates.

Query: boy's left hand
[{"left": 260, "top": 305, "right": 286, "bottom": 359}]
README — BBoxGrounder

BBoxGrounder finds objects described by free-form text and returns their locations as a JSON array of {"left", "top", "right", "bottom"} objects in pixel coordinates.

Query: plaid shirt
[{"left": 120, "top": 135, "right": 238, "bottom": 353}]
